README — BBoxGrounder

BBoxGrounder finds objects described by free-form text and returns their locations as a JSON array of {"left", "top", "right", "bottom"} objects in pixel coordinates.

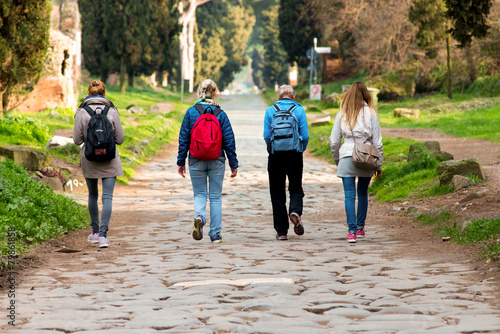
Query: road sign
[
  {"left": 306, "top": 48, "right": 318, "bottom": 60},
  {"left": 315, "top": 47, "right": 331, "bottom": 54},
  {"left": 310, "top": 84, "right": 321, "bottom": 101}
]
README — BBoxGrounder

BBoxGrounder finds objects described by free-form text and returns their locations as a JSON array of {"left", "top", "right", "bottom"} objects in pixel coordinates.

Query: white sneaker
[
  {"left": 88, "top": 233, "right": 99, "bottom": 243},
  {"left": 99, "top": 237, "right": 110, "bottom": 248}
]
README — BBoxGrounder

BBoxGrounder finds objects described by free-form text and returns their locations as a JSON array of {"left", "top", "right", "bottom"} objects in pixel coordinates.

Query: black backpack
[{"left": 83, "top": 106, "right": 116, "bottom": 162}]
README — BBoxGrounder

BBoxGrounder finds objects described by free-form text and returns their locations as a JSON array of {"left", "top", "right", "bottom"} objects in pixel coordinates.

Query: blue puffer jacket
[{"left": 177, "top": 103, "right": 238, "bottom": 169}]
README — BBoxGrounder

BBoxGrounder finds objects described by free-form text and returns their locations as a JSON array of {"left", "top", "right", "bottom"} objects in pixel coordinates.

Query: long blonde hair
[{"left": 339, "top": 82, "right": 375, "bottom": 130}]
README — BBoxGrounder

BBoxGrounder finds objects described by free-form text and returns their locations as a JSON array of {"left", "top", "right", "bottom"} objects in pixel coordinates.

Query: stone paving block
[{"left": 324, "top": 306, "right": 374, "bottom": 317}]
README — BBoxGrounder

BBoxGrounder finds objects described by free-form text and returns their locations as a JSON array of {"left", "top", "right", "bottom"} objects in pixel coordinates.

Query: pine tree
[
  {"left": 278, "top": 0, "right": 321, "bottom": 68},
  {"left": 80, "top": 0, "right": 114, "bottom": 83},
  {"left": 445, "top": 0, "right": 492, "bottom": 48},
  {"left": 262, "top": 5, "right": 288, "bottom": 88},
  {"left": 0, "top": 0, "right": 51, "bottom": 111}
]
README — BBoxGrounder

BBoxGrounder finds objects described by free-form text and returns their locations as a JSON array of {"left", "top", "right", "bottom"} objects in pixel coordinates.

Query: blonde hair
[
  {"left": 278, "top": 85, "right": 295, "bottom": 99},
  {"left": 88, "top": 80, "right": 106, "bottom": 96},
  {"left": 197, "top": 79, "right": 218, "bottom": 99},
  {"left": 339, "top": 82, "right": 375, "bottom": 130}
]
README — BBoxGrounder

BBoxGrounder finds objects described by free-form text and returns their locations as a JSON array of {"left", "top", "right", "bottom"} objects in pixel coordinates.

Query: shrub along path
[{"left": 2, "top": 95, "right": 500, "bottom": 332}]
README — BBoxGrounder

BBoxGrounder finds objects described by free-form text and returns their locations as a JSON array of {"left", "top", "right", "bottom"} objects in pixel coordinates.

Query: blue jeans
[
  {"left": 341, "top": 177, "right": 371, "bottom": 234},
  {"left": 189, "top": 159, "right": 225, "bottom": 237},
  {"left": 85, "top": 177, "right": 116, "bottom": 237}
]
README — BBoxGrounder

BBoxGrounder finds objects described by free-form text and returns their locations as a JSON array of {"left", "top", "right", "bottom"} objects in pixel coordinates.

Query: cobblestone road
[{"left": 8, "top": 94, "right": 500, "bottom": 333}]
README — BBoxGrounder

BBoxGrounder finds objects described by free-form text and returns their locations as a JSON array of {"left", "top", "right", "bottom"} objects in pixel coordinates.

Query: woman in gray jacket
[
  {"left": 73, "top": 80, "right": 125, "bottom": 248},
  {"left": 330, "top": 82, "right": 383, "bottom": 243}
]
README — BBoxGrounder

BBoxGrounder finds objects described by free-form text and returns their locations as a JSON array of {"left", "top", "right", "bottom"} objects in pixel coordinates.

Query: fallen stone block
[
  {"left": 45, "top": 135, "right": 75, "bottom": 149},
  {"left": 394, "top": 108, "right": 420, "bottom": 119},
  {"left": 437, "top": 158, "right": 485, "bottom": 186},
  {"left": 0, "top": 145, "right": 50, "bottom": 171},
  {"left": 451, "top": 175, "right": 475, "bottom": 190}
]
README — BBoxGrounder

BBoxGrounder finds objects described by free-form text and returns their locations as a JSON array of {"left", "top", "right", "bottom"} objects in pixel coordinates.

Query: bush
[
  {"left": 0, "top": 114, "right": 50, "bottom": 144},
  {"left": 466, "top": 75, "right": 500, "bottom": 97},
  {"left": 0, "top": 159, "right": 90, "bottom": 262}
]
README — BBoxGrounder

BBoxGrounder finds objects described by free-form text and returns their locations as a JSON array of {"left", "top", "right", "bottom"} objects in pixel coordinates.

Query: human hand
[
  {"left": 230, "top": 168, "right": 238, "bottom": 178},
  {"left": 375, "top": 170, "right": 382, "bottom": 180},
  {"left": 178, "top": 165, "right": 186, "bottom": 178}
]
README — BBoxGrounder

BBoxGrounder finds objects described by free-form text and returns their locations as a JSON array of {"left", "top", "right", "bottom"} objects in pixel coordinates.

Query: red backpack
[{"left": 190, "top": 104, "right": 223, "bottom": 160}]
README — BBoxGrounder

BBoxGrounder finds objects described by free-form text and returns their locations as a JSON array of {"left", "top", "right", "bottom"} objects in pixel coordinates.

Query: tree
[
  {"left": 195, "top": 0, "right": 254, "bottom": 90},
  {"left": 409, "top": 0, "right": 453, "bottom": 98},
  {"left": 80, "top": 0, "right": 115, "bottom": 83},
  {"left": 251, "top": 48, "right": 264, "bottom": 88},
  {"left": 445, "top": 0, "right": 492, "bottom": 48},
  {"left": 409, "top": 0, "right": 448, "bottom": 59},
  {"left": 278, "top": 0, "right": 321, "bottom": 68},
  {"left": 128, "top": 0, "right": 180, "bottom": 86},
  {"left": 262, "top": 5, "right": 288, "bottom": 88},
  {"left": 0, "top": 0, "right": 51, "bottom": 111},
  {"left": 104, "top": 0, "right": 150, "bottom": 92},
  {"left": 81, "top": 0, "right": 179, "bottom": 92},
  {"left": 410, "top": 0, "right": 493, "bottom": 98},
  {"left": 218, "top": 1, "right": 254, "bottom": 89}
]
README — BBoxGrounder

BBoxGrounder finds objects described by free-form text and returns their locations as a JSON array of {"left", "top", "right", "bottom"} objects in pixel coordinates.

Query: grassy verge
[
  {"left": 376, "top": 94, "right": 500, "bottom": 142},
  {"left": 262, "top": 88, "right": 277, "bottom": 106},
  {"left": 415, "top": 211, "right": 500, "bottom": 261},
  {"left": 0, "top": 159, "right": 90, "bottom": 267},
  {"left": 0, "top": 86, "right": 189, "bottom": 184}
]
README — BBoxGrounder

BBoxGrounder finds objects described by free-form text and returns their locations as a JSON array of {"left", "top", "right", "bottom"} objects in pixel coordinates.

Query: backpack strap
[
  {"left": 194, "top": 104, "right": 221, "bottom": 117},
  {"left": 272, "top": 104, "right": 297, "bottom": 113},
  {"left": 83, "top": 105, "right": 110, "bottom": 116},
  {"left": 83, "top": 106, "right": 95, "bottom": 116}
]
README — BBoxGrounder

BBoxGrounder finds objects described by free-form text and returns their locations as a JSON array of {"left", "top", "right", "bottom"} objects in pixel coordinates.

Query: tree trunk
[
  {"left": 446, "top": 32, "right": 452, "bottom": 99},
  {"left": 465, "top": 46, "right": 478, "bottom": 83},
  {"left": 1, "top": 87, "right": 12, "bottom": 112},
  {"left": 120, "top": 57, "right": 126, "bottom": 93},
  {"left": 128, "top": 71, "right": 134, "bottom": 88}
]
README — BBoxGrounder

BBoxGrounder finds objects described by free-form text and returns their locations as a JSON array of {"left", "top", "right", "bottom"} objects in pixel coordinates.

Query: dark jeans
[
  {"left": 268, "top": 151, "right": 304, "bottom": 236},
  {"left": 85, "top": 177, "right": 116, "bottom": 237}
]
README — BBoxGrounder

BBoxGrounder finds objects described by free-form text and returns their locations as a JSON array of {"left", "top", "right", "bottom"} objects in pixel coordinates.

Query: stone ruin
[{"left": 13, "top": 0, "right": 81, "bottom": 112}]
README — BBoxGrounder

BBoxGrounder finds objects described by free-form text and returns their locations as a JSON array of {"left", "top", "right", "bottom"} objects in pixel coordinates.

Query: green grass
[
  {"left": 262, "top": 88, "right": 277, "bottom": 106},
  {"left": 105, "top": 86, "right": 180, "bottom": 112},
  {"left": 307, "top": 122, "right": 334, "bottom": 163},
  {"left": 0, "top": 159, "right": 90, "bottom": 267},
  {"left": 368, "top": 137, "right": 453, "bottom": 202},
  {"left": 415, "top": 212, "right": 500, "bottom": 261},
  {"left": 376, "top": 94, "right": 500, "bottom": 142}
]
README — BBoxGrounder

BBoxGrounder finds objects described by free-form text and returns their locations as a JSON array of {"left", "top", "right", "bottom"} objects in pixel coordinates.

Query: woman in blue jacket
[{"left": 177, "top": 79, "right": 238, "bottom": 243}]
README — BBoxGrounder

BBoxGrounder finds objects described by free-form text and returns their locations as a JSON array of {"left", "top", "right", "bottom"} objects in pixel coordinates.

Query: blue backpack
[{"left": 270, "top": 104, "right": 301, "bottom": 153}]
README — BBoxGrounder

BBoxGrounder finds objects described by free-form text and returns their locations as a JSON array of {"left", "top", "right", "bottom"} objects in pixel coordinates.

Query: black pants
[{"left": 268, "top": 151, "right": 304, "bottom": 236}]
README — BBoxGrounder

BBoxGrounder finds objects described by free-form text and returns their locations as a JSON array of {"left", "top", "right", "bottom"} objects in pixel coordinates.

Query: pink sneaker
[
  {"left": 347, "top": 233, "right": 357, "bottom": 243},
  {"left": 356, "top": 229, "right": 365, "bottom": 238}
]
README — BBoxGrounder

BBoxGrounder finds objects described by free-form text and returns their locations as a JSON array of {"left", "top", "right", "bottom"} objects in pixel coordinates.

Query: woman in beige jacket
[{"left": 73, "top": 80, "right": 125, "bottom": 248}]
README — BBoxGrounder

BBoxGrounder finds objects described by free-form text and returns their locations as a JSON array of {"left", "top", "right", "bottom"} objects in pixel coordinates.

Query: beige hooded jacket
[{"left": 73, "top": 96, "right": 125, "bottom": 179}]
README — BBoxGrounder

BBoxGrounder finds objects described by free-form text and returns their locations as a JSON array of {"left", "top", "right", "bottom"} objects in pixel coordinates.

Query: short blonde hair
[{"left": 197, "top": 79, "right": 218, "bottom": 99}]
